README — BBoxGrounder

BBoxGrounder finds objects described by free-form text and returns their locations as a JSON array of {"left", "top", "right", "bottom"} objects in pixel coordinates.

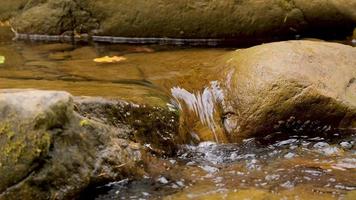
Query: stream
[{"left": 0, "top": 26, "right": 355, "bottom": 200}]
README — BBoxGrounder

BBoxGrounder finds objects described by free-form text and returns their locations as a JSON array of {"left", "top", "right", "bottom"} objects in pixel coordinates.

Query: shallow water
[
  {"left": 0, "top": 38, "right": 230, "bottom": 106},
  {"left": 84, "top": 132, "right": 355, "bottom": 200},
  {"left": 1, "top": 26, "right": 355, "bottom": 199},
  {"left": 0, "top": 25, "right": 233, "bottom": 141}
]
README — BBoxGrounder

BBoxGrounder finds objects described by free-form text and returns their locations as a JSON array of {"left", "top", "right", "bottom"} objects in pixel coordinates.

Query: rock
[
  {"left": 0, "top": 0, "right": 27, "bottom": 21},
  {"left": 74, "top": 96, "right": 180, "bottom": 155},
  {"left": 218, "top": 41, "right": 356, "bottom": 141},
  {"left": 8, "top": 0, "right": 356, "bottom": 40},
  {"left": 0, "top": 89, "right": 148, "bottom": 199},
  {"left": 0, "top": 25, "right": 14, "bottom": 43},
  {"left": 11, "top": 0, "right": 99, "bottom": 36}
]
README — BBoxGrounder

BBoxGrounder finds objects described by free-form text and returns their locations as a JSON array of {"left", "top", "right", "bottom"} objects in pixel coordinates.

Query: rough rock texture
[
  {"left": 0, "top": 0, "right": 27, "bottom": 21},
  {"left": 74, "top": 97, "right": 180, "bottom": 155},
  {"left": 0, "top": 26, "right": 13, "bottom": 42},
  {"left": 11, "top": 0, "right": 99, "bottom": 35},
  {"left": 0, "top": 89, "right": 156, "bottom": 200},
  {"left": 5, "top": 0, "right": 356, "bottom": 39},
  {"left": 219, "top": 41, "right": 356, "bottom": 141}
]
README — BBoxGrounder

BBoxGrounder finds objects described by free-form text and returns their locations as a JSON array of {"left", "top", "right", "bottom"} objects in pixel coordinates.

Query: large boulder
[
  {"left": 218, "top": 41, "right": 356, "bottom": 141},
  {"left": 8, "top": 0, "right": 356, "bottom": 40},
  {"left": 0, "top": 89, "right": 154, "bottom": 199}
]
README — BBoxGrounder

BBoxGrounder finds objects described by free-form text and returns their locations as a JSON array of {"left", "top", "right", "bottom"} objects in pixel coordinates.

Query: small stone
[
  {"left": 340, "top": 141, "right": 353, "bottom": 149},
  {"left": 313, "top": 142, "right": 329, "bottom": 149}
]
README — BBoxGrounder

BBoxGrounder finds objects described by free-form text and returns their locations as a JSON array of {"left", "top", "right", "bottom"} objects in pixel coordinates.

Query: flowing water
[
  {"left": 84, "top": 132, "right": 356, "bottom": 200},
  {"left": 0, "top": 25, "right": 355, "bottom": 199}
]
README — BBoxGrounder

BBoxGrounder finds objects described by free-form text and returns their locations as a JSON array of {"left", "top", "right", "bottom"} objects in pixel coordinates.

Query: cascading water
[{"left": 171, "top": 81, "right": 227, "bottom": 143}]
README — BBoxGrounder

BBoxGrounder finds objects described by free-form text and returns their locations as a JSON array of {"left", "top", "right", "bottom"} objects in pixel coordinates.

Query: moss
[
  {"left": 0, "top": 123, "right": 15, "bottom": 140},
  {"left": 34, "top": 101, "right": 71, "bottom": 130},
  {"left": 278, "top": 0, "right": 294, "bottom": 10},
  {"left": 75, "top": 100, "right": 180, "bottom": 155},
  {"left": 0, "top": 125, "right": 50, "bottom": 162},
  {"left": 79, "top": 119, "right": 91, "bottom": 127},
  {"left": 0, "top": 121, "right": 51, "bottom": 193}
]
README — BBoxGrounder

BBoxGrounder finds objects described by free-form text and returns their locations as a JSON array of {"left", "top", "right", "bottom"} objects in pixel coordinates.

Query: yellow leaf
[
  {"left": 93, "top": 56, "right": 127, "bottom": 63},
  {"left": 0, "top": 56, "right": 5, "bottom": 64}
]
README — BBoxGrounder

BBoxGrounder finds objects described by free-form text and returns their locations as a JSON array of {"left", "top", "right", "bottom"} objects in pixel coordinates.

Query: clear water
[{"left": 82, "top": 132, "right": 355, "bottom": 200}]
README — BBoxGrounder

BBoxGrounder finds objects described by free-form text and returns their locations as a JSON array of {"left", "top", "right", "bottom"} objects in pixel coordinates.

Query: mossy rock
[
  {"left": 0, "top": 89, "right": 148, "bottom": 199},
  {"left": 0, "top": 122, "right": 50, "bottom": 193},
  {"left": 74, "top": 96, "right": 180, "bottom": 155}
]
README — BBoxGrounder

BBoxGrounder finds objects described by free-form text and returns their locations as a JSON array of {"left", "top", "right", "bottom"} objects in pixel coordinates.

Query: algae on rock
[{"left": 0, "top": 89, "right": 161, "bottom": 199}]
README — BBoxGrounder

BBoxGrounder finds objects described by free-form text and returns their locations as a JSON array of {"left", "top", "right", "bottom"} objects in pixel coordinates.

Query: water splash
[{"left": 171, "top": 81, "right": 225, "bottom": 143}]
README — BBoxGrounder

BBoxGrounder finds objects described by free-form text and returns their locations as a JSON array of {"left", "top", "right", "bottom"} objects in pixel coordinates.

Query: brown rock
[
  {"left": 7, "top": 0, "right": 356, "bottom": 40},
  {"left": 219, "top": 40, "right": 356, "bottom": 141},
  {"left": 0, "top": 89, "right": 147, "bottom": 199}
]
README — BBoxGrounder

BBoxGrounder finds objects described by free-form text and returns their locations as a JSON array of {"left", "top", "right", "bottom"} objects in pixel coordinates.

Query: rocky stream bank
[{"left": 0, "top": 0, "right": 355, "bottom": 199}]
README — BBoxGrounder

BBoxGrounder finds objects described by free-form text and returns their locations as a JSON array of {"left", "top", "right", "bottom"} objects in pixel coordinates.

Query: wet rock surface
[
  {"left": 1, "top": 0, "right": 355, "bottom": 41},
  {"left": 218, "top": 40, "right": 356, "bottom": 142},
  {"left": 74, "top": 97, "right": 180, "bottom": 155},
  {"left": 0, "top": 89, "right": 173, "bottom": 200}
]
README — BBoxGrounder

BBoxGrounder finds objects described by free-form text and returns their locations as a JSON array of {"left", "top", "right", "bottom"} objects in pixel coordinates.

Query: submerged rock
[
  {"left": 4, "top": 0, "right": 356, "bottom": 41},
  {"left": 219, "top": 40, "right": 356, "bottom": 141},
  {"left": 0, "top": 89, "right": 176, "bottom": 199}
]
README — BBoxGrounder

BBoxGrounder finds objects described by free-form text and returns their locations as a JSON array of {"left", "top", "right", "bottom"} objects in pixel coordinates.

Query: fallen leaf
[
  {"left": 93, "top": 56, "right": 126, "bottom": 63},
  {"left": 0, "top": 56, "right": 5, "bottom": 64}
]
